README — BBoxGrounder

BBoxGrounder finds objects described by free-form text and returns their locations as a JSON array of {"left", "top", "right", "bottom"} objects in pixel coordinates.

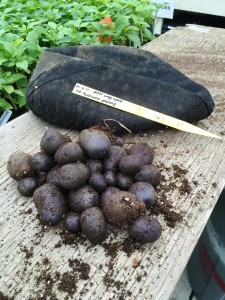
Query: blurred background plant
[{"left": 0, "top": 0, "right": 159, "bottom": 118}]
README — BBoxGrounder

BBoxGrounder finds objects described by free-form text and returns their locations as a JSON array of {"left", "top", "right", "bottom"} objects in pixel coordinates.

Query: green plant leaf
[
  {"left": 126, "top": 32, "right": 141, "bottom": 47},
  {"left": 17, "top": 95, "right": 26, "bottom": 108},
  {"left": 3, "top": 85, "right": 14, "bottom": 94},
  {"left": 115, "top": 16, "right": 129, "bottom": 34},
  {"left": 0, "top": 41, "right": 14, "bottom": 55},
  {"left": 143, "top": 27, "right": 153, "bottom": 39},
  {"left": 13, "top": 89, "right": 25, "bottom": 97},
  {"left": 16, "top": 60, "right": 28, "bottom": 71},
  {"left": 26, "top": 30, "right": 39, "bottom": 44},
  {"left": 0, "top": 98, "right": 13, "bottom": 110},
  {"left": 4, "top": 73, "right": 26, "bottom": 84}
]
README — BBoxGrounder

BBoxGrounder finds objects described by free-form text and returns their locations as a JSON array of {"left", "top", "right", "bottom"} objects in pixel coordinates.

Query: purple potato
[
  {"left": 17, "top": 177, "right": 38, "bottom": 197},
  {"left": 116, "top": 172, "right": 133, "bottom": 190},
  {"left": 33, "top": 183, "right": 65, "bottom": 226},
  {"left": 118, "top": 155, "right": 141, "bottom": 175},
  {"left": 79, "top": 129, "right": 111, "bottom": 159},
  {"left": 54, "top": 142, "right": 84, "bottom": 165},
  {"left": 129, "top": 216, "right": 162, "bottom": 244},
  {"left": 128, "top": 182, "right": 156, "bottom": 208},
  {"left": 40, "top": 129, "right": 69, "bottom": 155},
  {"left": 89, "top": 173, "right": 107, "bottom": 192},
  {"left": 134, "top": 165, "right": 161, "bottom": 187},
  {"left": 31, "top": 151, "right": 55, "bottom": 173},
  {"left": 68, "top": 185, "right": 99, "bottom": 214},
  {"left": 64, "top": 212, "right": 81, "bottom": 233},
  {"left": 129, "top": 143, "right": 154, "bottom": 166},
  {"left": 46, "top": 166, "right": 60, "bottom": 187},
  {"left": 58, "top": 162, "right": 90, "bottom": 189},
  {"left": 81, "top": 207, "right": 107, "bottom": 244},
  {"left": 103, "top": 171, "right": 117, "bottom": 186}
]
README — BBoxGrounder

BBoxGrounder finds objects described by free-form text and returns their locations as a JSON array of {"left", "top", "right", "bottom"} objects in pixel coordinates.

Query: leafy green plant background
[{"left": 0, "top": 0, "right": 158, "bottom": 116}]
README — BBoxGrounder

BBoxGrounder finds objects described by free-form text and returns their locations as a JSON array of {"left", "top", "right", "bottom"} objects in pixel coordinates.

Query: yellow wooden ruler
[{"left": 73, "top": 83, "right": 222, "bottom": 140}]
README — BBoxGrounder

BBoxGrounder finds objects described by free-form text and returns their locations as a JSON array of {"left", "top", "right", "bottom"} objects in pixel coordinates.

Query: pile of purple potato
[{"left": 7, "top": 127, "right": 162, "bottom": 248}]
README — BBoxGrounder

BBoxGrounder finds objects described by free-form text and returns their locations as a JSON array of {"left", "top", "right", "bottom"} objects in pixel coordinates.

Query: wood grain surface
[{"left": 1, "top": 25, "right": 225, "bottom": 300}]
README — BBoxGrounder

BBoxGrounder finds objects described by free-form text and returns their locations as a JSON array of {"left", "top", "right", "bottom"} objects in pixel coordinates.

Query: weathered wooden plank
[{"left": 1, "top": 25, "right": 225, "bottom": 300}]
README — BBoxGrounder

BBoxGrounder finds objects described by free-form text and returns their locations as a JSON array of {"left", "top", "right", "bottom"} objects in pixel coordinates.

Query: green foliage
[{"left": 0, "top": 0, "right": 158, "bottom": 115}]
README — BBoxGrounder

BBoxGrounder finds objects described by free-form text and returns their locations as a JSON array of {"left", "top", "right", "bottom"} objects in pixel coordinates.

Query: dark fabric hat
[{"left": 26, "top": 45, "right": 214, "bottom": 133}]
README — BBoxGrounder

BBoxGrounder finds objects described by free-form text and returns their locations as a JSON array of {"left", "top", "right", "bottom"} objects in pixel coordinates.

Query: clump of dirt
[
  {"left": 28, "top": 256, "right": 91, "bottom": 300},
  {"left": 57, "top": 272, "right": 78, "bottom": 296},
  {"left": 0, "top": 292, "right": 12, "bottom": 300}
]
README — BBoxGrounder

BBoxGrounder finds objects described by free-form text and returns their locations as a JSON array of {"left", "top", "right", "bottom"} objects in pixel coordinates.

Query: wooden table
[{"left": 1, "top": 25, "right": 225, "bottom": 300}]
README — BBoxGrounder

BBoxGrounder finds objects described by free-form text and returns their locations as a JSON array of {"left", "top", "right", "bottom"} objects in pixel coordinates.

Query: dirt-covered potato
[
  {"left": 118, "top": 155, "right": 141, "bottom": 175},
  {"left": 68, "top": 185, "right": 99, "bottom": 214},
  {"left": 54, "top": 142, "right": 84, "bottom": 165},
  {"left": 134, "top": 165, "right": 161, "bottom": 187},
  {"left": 116, "top": 172, "right": 133, "bottom": 190},
  {"left": 79, "top": 129, "right": 111, "bottom": 159},
  {"left": 103, "top": 191, "right": 146, "bottom": 226},
  {"left": 40, "top": 129, "right": 69, "bottom": 155},
  {"left": 64, "top": 212, "right": 81, "bottom": 233},
  {"left": 81, "top": 207, "right": 107, "bottom": 244},
  {"left": 129, "top": 216, "right": 162, "bottom": 244},
  {"left": 103, "top": 145, "right": 127, "bottom": 172},
  {"left": 100, "top": 186, "right": 120, "bottom": 208},
  {"left": 33, "top": 183, "right": 65, "bottom": 226},
  {"left": 88, "top": 173, "right": 107, "bottom": 192},
  {"left": 58, "top": 162, "right": 90, "bottom": 189},
  {"left": 7, "top": 152, "right": 34, "bottom": 181},
  {"left": 129, "top": 142, "right": 154, "bottom": 166},
  {"left": 128, "top": 182, "right": 156, "bottom": 208},
  {"left": 31, "top": 151, "right": 55, "bottom": 173},
  {"left": 86, "top": 159, "right": 103, "bottom": 174},
  {"left": 17, "top": 177, "right": 38, "bottom": 197}
]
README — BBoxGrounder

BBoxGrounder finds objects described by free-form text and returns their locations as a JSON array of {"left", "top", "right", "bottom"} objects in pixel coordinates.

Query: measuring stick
[{"left": 73, "top": 83, "right": 222, "bottom": 140}]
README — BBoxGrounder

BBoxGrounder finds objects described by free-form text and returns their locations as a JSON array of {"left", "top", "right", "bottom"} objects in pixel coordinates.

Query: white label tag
[
  {"left": 72, "top": 83, "right": 222, "bottom": 140},
  {"left": 153, "top": 0, "right": 175, "bottom": 19}
]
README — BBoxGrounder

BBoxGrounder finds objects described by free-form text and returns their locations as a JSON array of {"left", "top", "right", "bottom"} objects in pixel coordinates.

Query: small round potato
[
  {"left": 134, "top": 165, "right": 161, "bottom": 187},
  {"left": 54, "top": 142, "right": 84, "bottom": 165},
  {"left": 17, "top": 177, "right": 38, "bottom": 197},
  {"left": 129, "top": 142, "right": 154, "bottom": 166},
  {"left": 128, "top": 182, "right": 156, "bottom": 208},
  {"left": 68, "top": 185, "right": 99, "bottom": 214},
  {"left": 7, "top": 152, "right": 34, "bottom": 181},
  {"left": 129, "top": 216, "right": 162, "bottom": 244},
  {"left": 64, "top": 212, "right": 81, "bottom": 233},
  {"left": 118, "top": 155, "right": 141, "bottom": 175},
  {"left": 89, "top": 173, "right": 107, "bottom": 192},
  {"left": 58, "top": 162, "right": 90, "bottom": 189},
  {"left": 31, "top": 151, "right": 55, "bottom": 173},
  {"left": 79, "top": 129, "right": 111, "bottom": 159},
  {"left": 40, "top": 129, "right": 69, "bottom": 155}
]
